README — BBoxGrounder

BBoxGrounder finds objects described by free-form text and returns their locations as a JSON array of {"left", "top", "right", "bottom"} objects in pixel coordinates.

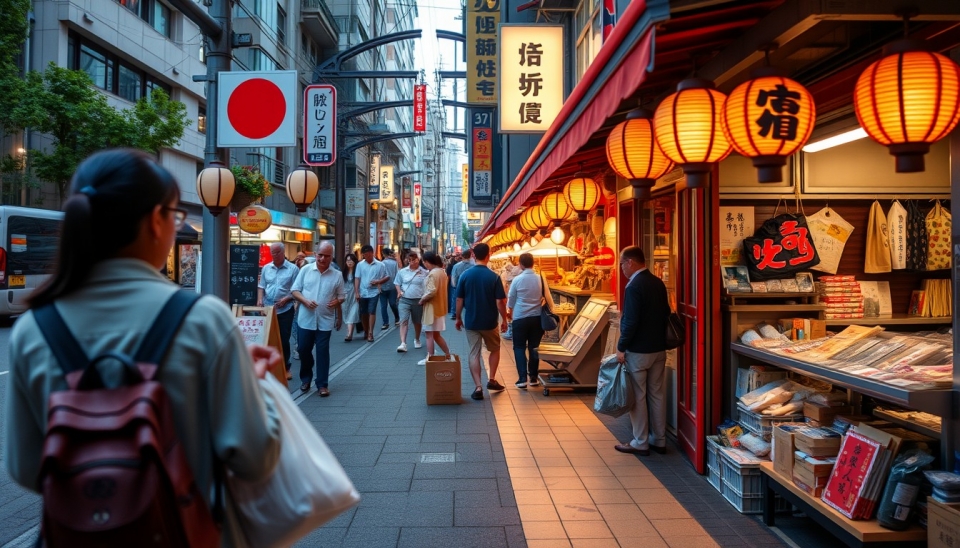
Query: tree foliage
[
  {"left": 461, "top": 222, "right": 474, "bottom": 245},
  {"left": 0, "top": 0, "right": 30, "bottom": 136}
]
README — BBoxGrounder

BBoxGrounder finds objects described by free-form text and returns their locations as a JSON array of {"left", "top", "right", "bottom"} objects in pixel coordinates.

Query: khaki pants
[{"left": 624, "top": 350, "right": 667, "bottom": 451}]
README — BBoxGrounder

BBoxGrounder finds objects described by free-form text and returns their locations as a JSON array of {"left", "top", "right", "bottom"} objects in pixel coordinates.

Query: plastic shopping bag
[
  {"left": 229, "top": 373, "right": 361, "bottom": 548},
  {"left": 594, "top": 354, "right": 634, "bottom": 418}
]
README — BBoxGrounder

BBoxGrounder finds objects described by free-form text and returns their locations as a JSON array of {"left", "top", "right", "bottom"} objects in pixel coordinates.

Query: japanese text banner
[
  {"left": 499, "top": 25, "right": 564, "bottom": 133},
  {"left": 467, "top": 0, "right": 500, "bottom": 104}
]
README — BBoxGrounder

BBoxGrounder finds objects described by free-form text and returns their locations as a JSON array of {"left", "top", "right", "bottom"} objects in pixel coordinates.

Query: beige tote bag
[
  {"left": 925, "top": 201, "right": 952, "bottom": 270},
  {"left": 864, "top": 200, "right": 892, "bottom": 274},
  {"left": 887, "top": 200, "right": 907, "bottom": 270}
]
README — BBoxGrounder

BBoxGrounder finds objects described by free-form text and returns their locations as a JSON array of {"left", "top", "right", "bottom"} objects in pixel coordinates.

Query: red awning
[{"left": 483, "top": 0, "right": 657, "bottom": 234}]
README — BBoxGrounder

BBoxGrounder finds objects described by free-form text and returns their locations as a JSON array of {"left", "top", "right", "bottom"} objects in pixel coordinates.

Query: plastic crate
[
  {"left": 720, "top": 479, "right": 793, "bottom": 514},
  {"left": 717, "top": 450, "right": 792, "bottom": 515},
  {"left": 706, "top": 435, "right": 723, "bottom": 473},
  {"left": 707, "top": 465, "right": 721, "bottom": 492},
  {"left": 736, "top": 403, "right": 804, "bottom": 441}
]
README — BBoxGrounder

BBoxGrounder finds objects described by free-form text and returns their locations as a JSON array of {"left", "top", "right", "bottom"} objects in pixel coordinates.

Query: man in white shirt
[
  {"left": 292, "top": 241, "right": 346, "bottom": 397},
  {"left": 379, "top": 247, "right": 401, "bottom": 329},
  {"left": 257, "top": 242, "right": 298, "bottom": 379},
  {"left": 354, "top": 244, "right": 390, "bottom": 342}
]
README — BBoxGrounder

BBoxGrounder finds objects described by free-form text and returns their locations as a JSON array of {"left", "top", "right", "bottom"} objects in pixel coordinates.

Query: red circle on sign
[{"left": 227, "top": 79, "right": 286, "bottom": 139}]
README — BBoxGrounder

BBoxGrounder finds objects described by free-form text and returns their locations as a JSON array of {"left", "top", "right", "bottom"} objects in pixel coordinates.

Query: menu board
[
  {"left": 229, "top": 245, "right": 260, "bottom": 305},
  {"left": 558, "top": 300, "right": 610, "bottom": 354}
]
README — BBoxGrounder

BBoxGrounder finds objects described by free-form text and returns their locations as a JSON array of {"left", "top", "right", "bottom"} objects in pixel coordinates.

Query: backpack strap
[
  {"left": 33, "top": 304, "right": 90, "bottom": 375},
  {"left": 134, "top": 291, "right": 202, "bottom": 365}
]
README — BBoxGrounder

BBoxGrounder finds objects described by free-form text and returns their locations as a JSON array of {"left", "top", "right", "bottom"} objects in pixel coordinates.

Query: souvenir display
[{"left": 864, "top": 200, "right": 892, "bottom": 274}]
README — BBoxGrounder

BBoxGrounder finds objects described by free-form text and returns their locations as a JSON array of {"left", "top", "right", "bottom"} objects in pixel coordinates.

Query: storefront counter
[{"left": 550, "top": 285, "right": 614, "bottom": 313}]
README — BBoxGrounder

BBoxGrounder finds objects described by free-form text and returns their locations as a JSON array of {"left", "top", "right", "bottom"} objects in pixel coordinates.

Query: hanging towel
[
  {"left": 807, "top": 207, "right": 854, "bottom": 275},
  {"left": 905, "top": 200, "right": 928, "bottom": 271},
  {"left": 887, "top": 200, "right": 907, "bottom": 270},
  {"left": 925, "top": 201, "right": 952, "bottom": 271},
  {"left": 864, "top": 200, "right": 892, "bottom": 274}
]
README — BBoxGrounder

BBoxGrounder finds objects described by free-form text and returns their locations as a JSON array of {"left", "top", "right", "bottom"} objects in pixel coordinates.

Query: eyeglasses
[{"left": 162, "top": 206, "right": 188, "bottom": 230}]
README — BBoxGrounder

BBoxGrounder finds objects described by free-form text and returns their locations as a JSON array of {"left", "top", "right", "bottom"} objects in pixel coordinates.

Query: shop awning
[{"left": 482, "top": 0, "right": 669, "bottom": 235}]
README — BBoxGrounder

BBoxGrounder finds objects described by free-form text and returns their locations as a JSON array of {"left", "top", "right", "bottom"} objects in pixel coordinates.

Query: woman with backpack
[{"left": 4, "top": 149, "right": 282, "bottom": 547}]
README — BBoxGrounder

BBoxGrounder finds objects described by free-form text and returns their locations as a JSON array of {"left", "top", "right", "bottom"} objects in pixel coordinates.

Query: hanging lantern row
[{"left": 197, "top": 162, "right": 321, "bottom": 215}]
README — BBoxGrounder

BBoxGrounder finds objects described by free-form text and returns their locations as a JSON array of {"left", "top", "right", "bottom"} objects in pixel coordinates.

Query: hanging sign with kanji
[
  {"left": 472, "top": 117, "right": 492, "bottom": 198},
  {"left": 303, "top": 84, "right": 336, "bottom": 166},
  {"left": 413, "top": 84, "right": 427, "bottom": 132},
  {"left": 379, "top": 165, "right": 395, "bottom": 203},
  {"left": 466, "top": 0, "right": 500, "bottom": 104},
  {"left": 499, "top": 25, "right": 564, "bottom": 133},
  {"left": 414, "top": 183, "right": 422, "bottom": 227},
  {"left": 368, "top": 153, "right": 381, "bottom": 200},
  {"left": 742, "top": 213, "right": 821, "bottom": 280}
]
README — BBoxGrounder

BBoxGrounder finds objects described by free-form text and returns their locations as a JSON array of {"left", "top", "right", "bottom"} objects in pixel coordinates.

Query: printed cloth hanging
[
  {"left": 925, "top": 201, "right": 951, "bottom": 270},
  {"left": 864, "top": 200, "right": 892, "bottom": 274},
  {"left": 742, "top": 212, "right": 820, "bottom": 280},
  {"left": 886, "top": 200, "right": 908, "bottom": 270},
  {"left": 905, "top": 200, "right": 927, "bottom": 271},
  {"left": 806, "top": 207, "right": 854, "bottom": 275}
]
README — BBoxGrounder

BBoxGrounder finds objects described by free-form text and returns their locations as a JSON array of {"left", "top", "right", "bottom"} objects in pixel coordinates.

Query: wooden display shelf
[
  {"left": 725, "top": 303, "right": 825, "bottom": 313},
  {"left": 824, "top": 313, "right": 953, "bottom": 326},
  {"left": 760, "top": 462, "right": 926, "bottom": 547},
  {"left": 725, "top": 291, "right": 819, "bottom": 305}
]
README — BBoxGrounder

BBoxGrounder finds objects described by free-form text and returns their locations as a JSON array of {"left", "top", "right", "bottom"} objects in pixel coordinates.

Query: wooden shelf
[
  {"left": 725, "top": 291, "right": 819, "bottom": 305},
  {"left": 724, "top": 304, "right": 825, "bottom": 313},
  {"left": 760, "top": 462, "right": 926, "bottom": 544},
  {"left": 871, "top": 408, "right": 941, "bottom": 440},
  {"left": 731, "top": 343, "right": 953, "bottom": 417},
  {"left": 825, "top": 313, "right": 953, "bottom": 326}
]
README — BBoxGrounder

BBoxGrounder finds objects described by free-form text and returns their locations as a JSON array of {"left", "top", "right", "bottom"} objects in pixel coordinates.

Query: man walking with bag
[
  {"left": 258, "top": 242, "right": 298, "bottom": 379},
  {"left": 615, "top": 246, "right": 671, "bottom": 456},
  {"left": 455, "top": 243, "right": 508, "bottom": 400},
  {"left": 379, "top": 247, "right": 401, "bottom": 329},
  {"left": 292, "top": 242, "right": 345, "bottom": 397}
]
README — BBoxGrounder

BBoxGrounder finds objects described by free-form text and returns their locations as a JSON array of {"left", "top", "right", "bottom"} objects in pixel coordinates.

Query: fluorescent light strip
[{"left": 801, "top": 128, "right": 868, "bottom": 153}]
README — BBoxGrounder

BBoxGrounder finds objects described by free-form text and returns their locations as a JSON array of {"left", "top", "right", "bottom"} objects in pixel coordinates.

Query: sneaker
[
  {"left": 395, "top": 321, "right": 400, "bottom": 326},
  {"left": 529, "top": 379, "right": 541, "bottom": 387},
  {"left": 515, "top": 381, "right": 527, "bottom": 389},
  {"left": 397, "top": 343, "right": 407, "bottom": 353},
  {"left": 414, "top": 339, "right": 422, "bottom": 349},
  {"left": 486, "top": 380, "right": 505, "bottom": 391},
  {"left": 471, "top": 387, "right": 484, "bottom": 400},
  {"left": 381, "top": 324, "right": 389, "bottom": 330},
  {"left": 417, "top": 356, "right": 428, "bottom": 365}
]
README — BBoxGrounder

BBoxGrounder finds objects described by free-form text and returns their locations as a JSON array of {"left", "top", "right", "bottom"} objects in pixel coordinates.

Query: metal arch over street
[
  {"left": 342, "top": 132, "right": 422, "bottom": 157},
  {"left": 341, "top": 100, "right": 413, "bottom": 120},
  {"left": 442, "top": 132, "right": 466, "bottom": 141},
  {"left": 314, "top": 29, "right": 422, "bottom": 81}
]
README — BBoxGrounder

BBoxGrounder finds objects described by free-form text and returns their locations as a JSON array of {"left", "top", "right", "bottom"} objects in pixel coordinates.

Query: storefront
[{"left": 480, "top": 0, "right": 960, "bottom": 539}]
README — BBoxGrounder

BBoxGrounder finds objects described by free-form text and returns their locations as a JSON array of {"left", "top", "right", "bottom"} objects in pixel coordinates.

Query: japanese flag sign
[{"left": 218, "top": 71, "right": 297, "bottom": 147}]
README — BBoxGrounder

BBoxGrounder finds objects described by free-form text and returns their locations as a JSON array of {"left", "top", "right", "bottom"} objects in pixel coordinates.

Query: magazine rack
[{"left": 536, "top": 298, "right": 613, "bottom": 396}]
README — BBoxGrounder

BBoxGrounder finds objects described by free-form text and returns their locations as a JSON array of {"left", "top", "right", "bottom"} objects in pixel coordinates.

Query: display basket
[{"left": 736, "top": 403, "right": 804, "bottom": 441}]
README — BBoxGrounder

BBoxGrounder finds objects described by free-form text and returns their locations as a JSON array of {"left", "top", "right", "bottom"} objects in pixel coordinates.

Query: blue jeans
[
  {"left": 448, "top": 284, "right": 456, "bottom": 318},
  {"left": 380, "top": 286, "right": 399, "bottom": 325},
  {"left": 298, "top": 327, "right": 332, "bottom": 389},
  {"left": 275, "top": 308, "right": 294, "bottom": 370},
  {"left": 512, "top": 316, "right": 544, "bottom": 383}
]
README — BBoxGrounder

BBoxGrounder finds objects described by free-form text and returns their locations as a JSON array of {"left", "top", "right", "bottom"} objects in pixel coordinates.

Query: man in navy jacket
[{"left": 615, "top": 246, "right": 671, "bottom": 456}]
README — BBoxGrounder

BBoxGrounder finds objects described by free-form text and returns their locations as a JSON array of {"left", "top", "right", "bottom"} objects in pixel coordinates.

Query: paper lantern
[
  {"left": 541, "top": 191, "right": 572, "bottom": 224},
  {"left": 196, "top": 161, "right": 235, "bottom": 216},
  {"left": 854, "top": 39, "right": 960, "bottom": 173},
  {"left": 525, "top": 204, "right": 551, "bottom": 232},
  {"left": 550, "top": 226, "right": 565, "bottom": 244},
  {"left": 518, "top": 207, "right": 540, "bottom": 234},
  {"left": 722, "top": 69, "right": 816, "bottom": 182},
  {"left": 563, "top": 176, "right": 601, "bottom": 221},
  {"left": 606, "top": 108, "right": 674, "bottom": 199},
  {"left": 285, "top": 164, "right": 320, "bottom": 212},
  {"left": 654, "top": 78, "right": 732, "bottom": 188},
  {"left": 505, "top": 223, "right": 523, "bottom": 243}
]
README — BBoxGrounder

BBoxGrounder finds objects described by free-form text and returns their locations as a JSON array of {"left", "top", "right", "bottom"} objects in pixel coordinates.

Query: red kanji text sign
[
  {"left": 414, "top": 85, "right": 427, "bottom": 132},
  {"left": 742, "top": 213, "right": 820, "bottom": 280}
]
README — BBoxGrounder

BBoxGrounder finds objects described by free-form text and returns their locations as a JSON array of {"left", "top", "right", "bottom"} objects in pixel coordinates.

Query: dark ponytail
[{"left": 29, "top": 149, "right": 180, "bottom": 308}]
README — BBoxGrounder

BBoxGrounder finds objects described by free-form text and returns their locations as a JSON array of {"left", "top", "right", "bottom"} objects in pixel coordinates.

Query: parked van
[{"left": 0, "top": 206, "right": 63, "bottom": 317}]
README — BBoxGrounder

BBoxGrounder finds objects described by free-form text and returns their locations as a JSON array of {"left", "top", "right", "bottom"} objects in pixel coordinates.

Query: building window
[
  {"left": 118, "top": 64, "right": 142, "bottom": 102},
  {"left": 68, "top": 32, "right": 171, "bottom": 102},
  {"left": 78, "top": 44, "right": 113, "bottom": 91},
  {"left": 277, "top": 5, "right": 286, "bottom": 46},
  {"left": 118, "top": 0, "right": 172, "bottom": 38},
  {"left": 249, "top": 48, "right": 279, "bottom": 71},
  {"left": 198, "top": 106, "right": 207, "bottom": 134}
]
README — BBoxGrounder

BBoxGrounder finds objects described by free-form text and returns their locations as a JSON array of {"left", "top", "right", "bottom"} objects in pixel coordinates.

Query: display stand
[
  {"left": 549, "top": 286, "right": 614, "bottom": 313},
  {"left": 232, "top": 305, "right": 287, "bottom": 382},
  {"left": 537, "top": 298, "right": 612, "bottom": 395}
]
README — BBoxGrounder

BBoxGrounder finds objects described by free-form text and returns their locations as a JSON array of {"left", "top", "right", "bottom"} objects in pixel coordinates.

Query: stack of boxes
[
  {"left": 816, "top": 275, "right": 864, "bottom": 320},
  {"left": 773, "top": 424, "right": 842, "bottom": 497}
]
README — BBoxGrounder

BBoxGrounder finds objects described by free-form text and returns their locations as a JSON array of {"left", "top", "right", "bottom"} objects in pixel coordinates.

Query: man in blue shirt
[
  {"left": 455, "top": 243, "right": 508, "bottom": 400},
  {"left": 257, "top": 242, "right": 298, "bottom": 378}
]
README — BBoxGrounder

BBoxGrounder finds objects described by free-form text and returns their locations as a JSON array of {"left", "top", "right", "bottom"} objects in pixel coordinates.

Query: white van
[{"left": 0, "top": 206, "right": 64, "bottom": 317}]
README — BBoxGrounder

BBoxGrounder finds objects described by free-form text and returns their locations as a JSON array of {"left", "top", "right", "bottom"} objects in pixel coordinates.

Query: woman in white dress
[
  {"left": 418, "top": 252, "right": 451, "bottom": 365},
  {"left": 341, "top": 253, "right": 360, "bottom": 341}
]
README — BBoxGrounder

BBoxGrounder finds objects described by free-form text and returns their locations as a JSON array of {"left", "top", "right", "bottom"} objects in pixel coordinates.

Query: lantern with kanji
[
  {"left": 606, "top": 108, "right": 674, "bottom": 199},
  {"left": 722, "top": 69, "right": 816, "bottom": 183},
  {"left": 853, "top": 39, "right": 960, "bottom": 173},
  {"left": 654, "top": 78, "right": 732, "bottom": 188}
]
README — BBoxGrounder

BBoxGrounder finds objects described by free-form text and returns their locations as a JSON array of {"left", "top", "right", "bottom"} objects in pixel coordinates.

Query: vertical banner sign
[
  {"left": 602, "top": 0, "right": 617, "bottom": 42},
  {"left": 303, "top": 84, "right": 336, "bottom": 166},
  {"left": 499, "top": 25, "right": 564, "bottom": 133},
  {"left": 470, "top": 110, "right": 493, "bottom": 209},
  {"left": 345, "top": 188, "right": 365, "bottom": 217},
  {"left": 401, "top": 176, "right": 412, "bottom": 221},
  {"left": 368, "top": 153, "right": 381, "bottom": 200},
  {"left": 414, "top": 183, "right": 422, "bottom": 227},
  {"left": 413, "top": 85, "right": 427, "bottom": 132},
  {"left": 462, "top": 163, "right": 469, "bottom": 204},
  {"left": 379, "top": 165, "right": 395, "bottom": 203},
  {"left": 467, "top": 0, "right": 500, "bottom": 104}
]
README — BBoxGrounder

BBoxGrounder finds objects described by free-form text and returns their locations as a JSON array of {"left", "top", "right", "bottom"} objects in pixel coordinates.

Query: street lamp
[
  {"left": 196, "top": 161, "right": 235, "bottom": 216},
  {"left": 285, "top": 164, "right": 320, "bottom": 212}
]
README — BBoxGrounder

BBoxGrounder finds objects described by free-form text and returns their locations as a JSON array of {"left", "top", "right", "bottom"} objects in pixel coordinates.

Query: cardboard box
[
  {"left": 804, "top": 402, "right": 854, "bottom": 424},
  {"left": 928, "top": 500, "right": 960, "bottom": 548},
  {"left": 792, "top": 475, "right": 826, "bottom": 498},
  {"left": 794, "top": 427, "right": 842, "bottom": 457},
  {"left": 773, "top": 424, "right": 802, "bottom": 478},
  {"left": 425, "top": 355, "right": 462, "bottom": 405},
  {"left": 793, "top": 465, "right": 830, "bottom": 492},
  {"left": 793, "top": 451, "right": 836, "bottom": 477}
]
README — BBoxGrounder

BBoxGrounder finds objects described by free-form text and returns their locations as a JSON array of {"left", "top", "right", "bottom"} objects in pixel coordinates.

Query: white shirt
[
  {"left": 355, "top": 259, "right": 387, "bottom": 299},
  {"left": 394, "top": 266, "right": 429, "bottom": 299},
  {"left": 292, "top": 263, "right": 346, "bottom": 331},
  {"left": 508, "top": 269, "right": 553, "bottom": 320},
  {"left": 257, "top": 260, "right": 298, "bottom": 314}
]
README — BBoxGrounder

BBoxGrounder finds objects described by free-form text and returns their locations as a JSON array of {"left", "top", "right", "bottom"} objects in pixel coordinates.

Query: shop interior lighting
[
  {"left": 550, "top": 226, "right": 565, "bottom": 245},
  {"left": 527, "top": 238, "right": 578, "bottom": 257},
  {"left": 801, "top": 127, "right": 868, "bottom": 153}
]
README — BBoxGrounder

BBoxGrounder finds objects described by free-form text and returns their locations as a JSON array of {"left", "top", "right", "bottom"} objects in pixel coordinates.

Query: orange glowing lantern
[{"left": 606, "top": 108, "right": 674, "bottom": 199}]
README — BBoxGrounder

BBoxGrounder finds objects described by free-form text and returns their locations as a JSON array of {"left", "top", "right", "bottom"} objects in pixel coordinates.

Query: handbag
[
  {"left": 665, "top": 310, "right": 685, "bottom": 350},
  {"left": 539, "top": 274, "right": 560, "bottom": 331},
  {"left": 594, "top": 354, "right": 634, "bottom": 418},
  {"left": 229, "top": 374, "right": 361, "bottom": 548}
]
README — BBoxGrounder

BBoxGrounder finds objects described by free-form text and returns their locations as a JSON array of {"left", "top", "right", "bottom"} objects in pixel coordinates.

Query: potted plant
[{"left": 230, "top": 165, "right": 272, "bottom": 211}]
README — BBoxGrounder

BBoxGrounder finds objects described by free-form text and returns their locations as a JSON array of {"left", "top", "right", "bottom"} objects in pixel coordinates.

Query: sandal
[{"left": 344, "top": 336, "right": 353, "bottom": 342}]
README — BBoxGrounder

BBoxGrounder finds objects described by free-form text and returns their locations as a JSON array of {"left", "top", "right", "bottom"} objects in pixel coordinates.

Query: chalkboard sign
[{"left": 229, "top": 244, "right": 260, "bottom": 305}]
